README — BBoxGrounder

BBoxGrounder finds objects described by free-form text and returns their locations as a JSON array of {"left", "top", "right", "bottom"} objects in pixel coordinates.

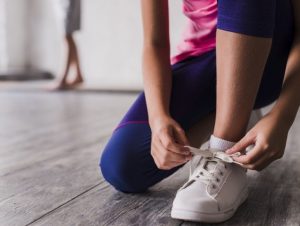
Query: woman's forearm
[
  {"left": 270, "top": 39, "right": 300, "bottom": 129},
  {"left": 142, "top": 45, "right": 172, "bottom": 125},
  {"left": 140, "top": 0, "right": 172, "bottom": 126},
  {"left": 271, "top": 0, "right": 300, "bottom": 129}
]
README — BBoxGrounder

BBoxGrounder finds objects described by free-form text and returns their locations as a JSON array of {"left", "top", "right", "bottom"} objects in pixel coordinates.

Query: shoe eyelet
[
  {"left": 219, "top": 172, "right": 224, "bottom": 176},
  {"left": 212, "top": 184, "right": 216, "bottom": 189},
  {"left": 200, "top": 172, "right": 204, "bottom": 175},
  {"left": 216, "top": 178, "right": 220, "bottom": 182}
]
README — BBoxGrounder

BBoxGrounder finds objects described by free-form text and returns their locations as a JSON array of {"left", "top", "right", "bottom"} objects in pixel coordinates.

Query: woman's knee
[
  {"left": 100, "top": 150, "right": 148, "bottom": 193},
  {"left": 99, "top": 125, "right": 152, "bottom": 193},
  {"left": 217, "top": 0, "right": 277, "bottom": 38}
]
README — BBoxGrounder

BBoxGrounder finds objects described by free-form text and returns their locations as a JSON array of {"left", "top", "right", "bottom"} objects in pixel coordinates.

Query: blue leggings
[{"left": 100, "top": 0, "right": 294, "bottom": 193}]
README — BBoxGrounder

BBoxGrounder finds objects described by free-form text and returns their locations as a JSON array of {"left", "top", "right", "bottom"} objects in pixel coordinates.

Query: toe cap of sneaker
[{"left": 172, "top": 189, "right": 219, "bottom": 214}]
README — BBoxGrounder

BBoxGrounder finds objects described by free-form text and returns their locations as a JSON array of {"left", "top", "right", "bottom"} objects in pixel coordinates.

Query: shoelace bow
[{"left": 185, "top": 146, "right": 242, "bottom": 186}]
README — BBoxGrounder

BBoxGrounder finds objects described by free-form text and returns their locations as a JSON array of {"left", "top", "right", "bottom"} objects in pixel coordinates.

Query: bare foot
[
  {"left": 48, "top": 80, "right": 70, "bottom": 91},
  {"left": 67, "top": 76, "right": 84, "bottom": 88}
]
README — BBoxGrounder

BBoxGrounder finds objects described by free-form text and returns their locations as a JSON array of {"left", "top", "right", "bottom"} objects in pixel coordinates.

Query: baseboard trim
[{"left": 0, "top": 69, "right": 54, "bottom": 81}]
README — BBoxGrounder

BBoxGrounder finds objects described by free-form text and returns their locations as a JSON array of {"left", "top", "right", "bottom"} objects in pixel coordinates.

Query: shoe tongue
[
  {"left": 192, "top": 148, "right": 225, "bottom": 175},
  {"left": 203, "top": 148, "right": 224, "bottom": 173},
  {"left": 203, "top": 158, "right": 217, "bottom": 172}
]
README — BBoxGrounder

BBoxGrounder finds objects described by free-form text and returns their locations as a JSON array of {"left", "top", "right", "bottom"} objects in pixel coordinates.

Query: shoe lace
[{"left": 185, "top": 146, "right": 242, "bottom": 187}]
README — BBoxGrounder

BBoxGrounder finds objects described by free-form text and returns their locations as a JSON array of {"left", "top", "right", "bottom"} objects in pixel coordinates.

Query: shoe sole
[{"left": 171, "top": 186, "right": 248, "bottom": 223}]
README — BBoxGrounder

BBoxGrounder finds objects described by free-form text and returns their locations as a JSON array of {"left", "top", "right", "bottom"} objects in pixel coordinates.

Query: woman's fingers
[
  {"left": 159, "top": 129, "right": 190, "bottom": 155},
  {"left": 151, "top": 137, "right": 190, "bottom": 170},
  {"left": 243, "top": 153, "right": 272, "bottom": 171},
  {"left": 233, "top": 139, "right": 282, "bottom": 170},
  {"left": 233, "top": 143, "right": 266, "bottom": 165},
  {"left": 226, "top": 133, "right": 255, "bottom": 154},
  {"left": 152, "top": 150, "right": 187, "bottom": 170},
  {"left": 167, "top": 151, "right": 191, "bottom": 163},
  {"left": 173, "top": 126, "right": 190, "bottom": 146},
  {"left": 238, "top": 149, "right": 283, "bottom": 171},
  {"left": 240, "top": 150, "right": 277, "bottom": 171},
  {"left": 151, "top": 148, "right": 162, "bottom": 169},
  {"left": 158, "top": 138, "right": 190, "bottom": 162},
  {"left": 150, "top": 121, "right": 193, "bottom": 170}
]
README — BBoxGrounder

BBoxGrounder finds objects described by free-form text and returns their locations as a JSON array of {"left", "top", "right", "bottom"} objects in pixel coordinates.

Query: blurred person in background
[{"left": 53, "top": 0, "right": 83, "bottom": 90}]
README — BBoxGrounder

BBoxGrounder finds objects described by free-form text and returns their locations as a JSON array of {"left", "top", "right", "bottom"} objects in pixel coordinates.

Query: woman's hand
[
  {"left": 226, "top": 112, "right": 290, "bottom": 171},
  {"left": 150, "top": 116, "right": 192, "bottom": 170}
]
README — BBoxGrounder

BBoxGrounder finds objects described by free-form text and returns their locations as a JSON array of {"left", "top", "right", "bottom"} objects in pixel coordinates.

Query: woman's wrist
[
  {"left": 149, "top": 112, "right": 171, "bottom": 129},
  {"left": 269, "top": 104, "right": 296, "bottom": 131}
]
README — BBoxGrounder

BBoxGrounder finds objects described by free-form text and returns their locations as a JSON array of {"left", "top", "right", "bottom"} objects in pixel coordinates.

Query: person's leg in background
[
  {"left": 54, "top": 0, "right": 83, "bottom": 90},
  {"left": 56, "top": 34, "right": 74, "bottom": 89},
  {"left": 65, "top": 33, "right": 84, "bottom": 87}
]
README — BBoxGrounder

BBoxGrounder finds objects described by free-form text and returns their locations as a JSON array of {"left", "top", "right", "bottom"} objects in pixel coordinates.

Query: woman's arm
[
  {"left": 268, "top": 0, "right": 300, "bottom": 128},
  {"left": 141, "top": 0, "right": 172, "bottom": 123},
  {"left": 140, "top": 0, "right": 191, "bottom": 170},
  {"left": 226, "top": 0, "right": 300, "bottom": 170}
]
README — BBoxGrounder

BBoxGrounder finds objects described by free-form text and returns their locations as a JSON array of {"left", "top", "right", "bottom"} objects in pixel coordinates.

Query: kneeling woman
[{"left": 100, "top": 0, "right": 300, "bottom": 223}]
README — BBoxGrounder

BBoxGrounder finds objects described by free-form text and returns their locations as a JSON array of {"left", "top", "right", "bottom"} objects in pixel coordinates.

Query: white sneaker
[{"left": 171, "top": 146, "right": 248, "bottom": 223}]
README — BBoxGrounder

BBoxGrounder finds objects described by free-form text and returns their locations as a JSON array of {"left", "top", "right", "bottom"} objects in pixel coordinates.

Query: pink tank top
[{"left": 171, "top": 0, "right": 217, "bottom": 64}]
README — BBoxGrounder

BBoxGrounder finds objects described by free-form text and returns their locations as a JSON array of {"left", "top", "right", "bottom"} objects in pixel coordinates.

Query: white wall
[
  {"left": 0, "top": 0, "right": 8, "bottom": 69},
  {"left": 27, "top": 0, "right": 63, "bottom": 74},
  {"left": 3, "top": 0, "right": 28, "bottom": 69},
  {"left": 6, "top": 0, "right": 186, "bottom": 90}
]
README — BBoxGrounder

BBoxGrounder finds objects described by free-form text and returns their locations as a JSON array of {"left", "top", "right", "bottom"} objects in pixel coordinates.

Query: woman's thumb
[{"left": 226, "top": 134, "right": 254, "bottom": 154}]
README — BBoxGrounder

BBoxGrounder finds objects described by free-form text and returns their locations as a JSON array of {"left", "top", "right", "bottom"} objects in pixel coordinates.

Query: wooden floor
[{"left": 0, "top": 91, "right": 299, "bottom": 226}]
